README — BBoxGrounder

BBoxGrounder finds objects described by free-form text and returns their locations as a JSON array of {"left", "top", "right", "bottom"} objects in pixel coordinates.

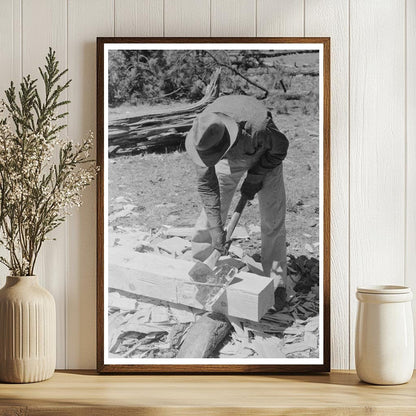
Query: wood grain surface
[
  {"left": 257, "top": 0, "right": 304, "bottom": 37},
  {"left": 406, "top": 0, "right": 416, "bottom": 364},
  {"left": 0, "top": 0, "right": 414, "bottom": 371},
  {"left": 305, "top": 0, "right": 349, "bottom": 371},
  {"left": 115, "top": 0, "right": 163, "bottom": 37},
  {"left": 0, "top": 370, "right": 415, "bottom": 415},
  {"left": 67, "top": 0, "right": 114, "bottom": 369},
  {"left": 349, "top": 0, "right": 406, "bottom": 369},
  {"left": 211, "top": 0, "right": 256, "bottom": 37},
  {"left": 164, "top": 0, "right": 210, "bottom": 37}
]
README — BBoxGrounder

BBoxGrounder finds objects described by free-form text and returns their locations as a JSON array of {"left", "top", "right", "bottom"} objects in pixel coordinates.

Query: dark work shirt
[{"left": 194, "top": 95, "right": 289, "bottom": 230}]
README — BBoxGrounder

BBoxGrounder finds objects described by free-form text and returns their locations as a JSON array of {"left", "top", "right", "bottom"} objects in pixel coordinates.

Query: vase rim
[{"left": 357, "top": 285, "right": 411, "bottom": 294}]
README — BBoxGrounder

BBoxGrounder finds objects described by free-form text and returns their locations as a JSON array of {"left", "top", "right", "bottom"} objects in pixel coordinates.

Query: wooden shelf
[{"left": 1, "top": 370, "right": 415, "bottom": 415}]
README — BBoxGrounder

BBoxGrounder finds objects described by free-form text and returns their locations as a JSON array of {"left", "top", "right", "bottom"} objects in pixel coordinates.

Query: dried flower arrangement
[{"left": 0, "top": 48, "right": 96, "bottom": 276}]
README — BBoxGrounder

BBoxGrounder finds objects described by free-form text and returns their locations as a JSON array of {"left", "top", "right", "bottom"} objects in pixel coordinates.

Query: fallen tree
[
  {"left": 176, "top": 312, "right": 231, "bottom": 358},
  {"left": 108, "top": 69, "right": 221, "bottom": 157}
]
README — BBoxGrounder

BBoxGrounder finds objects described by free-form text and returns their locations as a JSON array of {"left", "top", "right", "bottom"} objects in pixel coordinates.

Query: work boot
[{"left": 274, "top": 286, "right": 287, "bottom": 311}]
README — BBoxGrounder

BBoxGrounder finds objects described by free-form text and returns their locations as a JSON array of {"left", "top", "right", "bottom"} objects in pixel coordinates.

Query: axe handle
[
  {"left": 197, "top": 195, "right": 248, "bottom": 272},
  {"left": 225, "top": 195, "right": 248, "bottom": 243}
]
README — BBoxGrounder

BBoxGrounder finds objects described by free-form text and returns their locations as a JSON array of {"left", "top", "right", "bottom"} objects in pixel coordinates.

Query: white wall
[{"left": 0, "top": 0, "right": 414, "bottom": 370}]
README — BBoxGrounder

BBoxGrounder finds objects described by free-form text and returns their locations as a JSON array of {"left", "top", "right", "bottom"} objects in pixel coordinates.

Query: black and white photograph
[{"left": 98, "top": 40, "right": 329, "bottom": 371}]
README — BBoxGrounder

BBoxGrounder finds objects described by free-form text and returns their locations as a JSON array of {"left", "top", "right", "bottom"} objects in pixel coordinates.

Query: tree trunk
[
  {"left": 176, "top": 312, "right": 231, "bottom": 358},
  {"left": 108, "top": 69, "right": 221, "bottom": 157}
]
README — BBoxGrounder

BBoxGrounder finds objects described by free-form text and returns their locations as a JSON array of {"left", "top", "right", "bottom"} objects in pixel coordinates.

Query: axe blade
[{"left": 188, "top": 261, "right": 215, "bottom": 283}]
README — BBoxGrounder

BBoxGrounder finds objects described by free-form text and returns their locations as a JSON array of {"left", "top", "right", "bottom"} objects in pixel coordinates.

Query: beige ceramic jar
[
  {"left": 0, "top": 276, "right": 56, "bottom": 383},
  {"left": 355, "top": 285, "right": 414, "bottom": 385}
]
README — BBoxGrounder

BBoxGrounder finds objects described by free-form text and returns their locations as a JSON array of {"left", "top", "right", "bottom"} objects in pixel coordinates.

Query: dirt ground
[{"left": 108, "top": 116, "right": 319, "bottom": 260}]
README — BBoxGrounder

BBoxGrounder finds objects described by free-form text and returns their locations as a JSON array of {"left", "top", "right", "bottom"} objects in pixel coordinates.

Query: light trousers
[{"left": 191, "top": 156, "right": 287, "bottom": 286}]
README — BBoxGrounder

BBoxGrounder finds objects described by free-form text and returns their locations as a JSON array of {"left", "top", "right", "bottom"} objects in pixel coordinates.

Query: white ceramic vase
[
  {"left": 355, "top": 285, "right": 414, "bottom": 385},
  {"left": 0, "top": 276, "right": 56, "bottom": 383}
]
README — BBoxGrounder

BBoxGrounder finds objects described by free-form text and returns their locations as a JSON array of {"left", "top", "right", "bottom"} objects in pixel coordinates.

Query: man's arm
[
  {"left": 241, "top": 119, "right": 289, "bottom": 199},
  {"left": 251, "top": 120, "right": 289, "bottom": 175},
  {"left": 196, "top": 165, "right": 226, "bottom": 252}
]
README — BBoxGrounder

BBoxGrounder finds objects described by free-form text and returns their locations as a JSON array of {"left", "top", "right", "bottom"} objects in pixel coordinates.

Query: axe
[{"left": 188, "top": 195, "right": 248, "bottom": 282}]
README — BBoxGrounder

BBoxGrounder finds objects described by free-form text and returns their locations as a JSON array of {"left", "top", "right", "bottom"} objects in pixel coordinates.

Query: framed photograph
[{"left": 97, "top": 37, "right": 330, "bottom": 373}]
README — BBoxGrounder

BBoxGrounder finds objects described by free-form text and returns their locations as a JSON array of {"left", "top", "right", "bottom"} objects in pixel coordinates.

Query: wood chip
[
  {"left": 305, "top": 317, "right": 319, "bottom": 332},
  {"left": 305, "top": 243, "right": 314, "bottom": 253},
  {"left": 150, "top": 305, "right": 170, "bottom": 323},
  {"left": 250, "top": 334, "right": 284, "bottom": 358},
  {"left": 134, "top": 241, "right": 155, "bottom": 253},
  {"left": 218, "top": 342, "right": 241, "bottom": 356},
  {"left": 304, "top": 331, "right": 318, "bottom": 349},
  {"left": 282, "top": 341, "right": 310, "bottom": 354},
  {"left": 284, "top": 327, "right": 301, "bottom": 335},
  {"left": 169, "top": 305, "right": 196, "bottom": 323},
  {"left": 229, "top": 318, "right": 249, "bottom": 339},
  {"left": 228, "top": 244, "right": 244, "bottom": 259},
  {"left": 108, "top": 291, "right": 138, "bottom": 310},
  {"left": 124, "top": 323, "right": 170, "bottom": 335},
  {"left": 167, "top": 323, "right": 189, "bottom": 349},
  {"left": 156, "top": 236, "right": 191, "bottom": 255},
  {"left": 248, "top": 224, "right": 261, "bottom": 234},
  {"left": 164, "top": 227, "right": 194, "bottom": 238},
  {"left": 232, "top": 226, "right": 249, "bottom": 239},
  {"left": 108, "top": 204, "right": 138, "bottom": 222},
  {"left": 108, "top": 311, "right": 130, "bottom": 352},
  {"left": 268, "top": 312, "right": 295, "bottom": 323},
  {"left": 243, "top": 255, "right": 264, "bottom": 276},
  {"left": 113, "top": 196, "right": 131, "bottom": 204}
]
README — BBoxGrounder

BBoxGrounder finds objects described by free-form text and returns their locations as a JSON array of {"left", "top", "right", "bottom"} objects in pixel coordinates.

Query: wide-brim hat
[{"left": 185, "top": 111, "right": 239, "bottom": 167}]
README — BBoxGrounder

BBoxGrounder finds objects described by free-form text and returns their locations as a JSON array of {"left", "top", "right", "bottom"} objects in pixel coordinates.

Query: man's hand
[
  {"left": 209, "top": 226, "right": 226, "bottom": 254},
  {"left": 241, "top": 176, "right": 263, "bottom": 200}
]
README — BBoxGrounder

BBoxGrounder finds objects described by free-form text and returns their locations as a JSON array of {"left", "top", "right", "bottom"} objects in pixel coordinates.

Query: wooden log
[
  {"left": 110, "top": 120, "right": 194, "bottom": 145},
  {"left": 108, "top": 69, "right": 221, "bottom": 152},
  {"left": 109, "top": 112, "right": 196, "bottom": 131},
  {"left": 211, "top": 270, "right": 275, "bottom": 322},
  {"left": 109, "top": 132, "right": 187, "bottom": 157},
  {"left": 109, "top": 69, "right": 220, "bottom": 127},
  {"left": 176, "top": 312, "right": 231, "bottom": 358},
  {"left": 108, "top": 250, "right": 274, "bottom": 322}
]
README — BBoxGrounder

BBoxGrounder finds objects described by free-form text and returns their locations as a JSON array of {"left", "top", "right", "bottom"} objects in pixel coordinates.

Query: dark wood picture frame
[{"left": 97, "top": 37, "right": 330, "bottom": 374}]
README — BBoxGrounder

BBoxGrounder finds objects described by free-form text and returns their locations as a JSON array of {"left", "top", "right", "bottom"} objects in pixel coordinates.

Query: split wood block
[
  {"left": 109, "top": 249, "right": 206, "bottom": 310},
  {"left": 108, "top": 250, "right": 274, "bottom": 322},
  {"left": 211, "top": 271, "right": 275, "bottom": 322}
]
